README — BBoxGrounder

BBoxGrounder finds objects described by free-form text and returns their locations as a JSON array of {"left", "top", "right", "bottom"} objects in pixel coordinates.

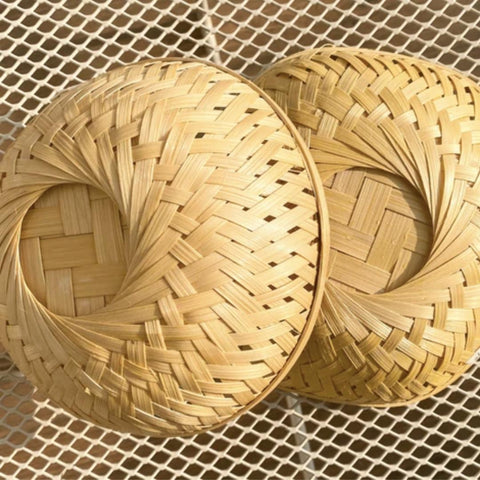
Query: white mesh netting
[{"left": 1, "top": 1, "right": 480, "bottom": 478}]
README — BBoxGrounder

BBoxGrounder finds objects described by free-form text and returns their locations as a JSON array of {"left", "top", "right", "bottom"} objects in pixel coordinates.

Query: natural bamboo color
[
  {"left": 20, "top": 184, "right": 128, "bottom": 316},
  {"left": 0, "top": 58, "right": 329, "bottom": 436},
  {"left": 323, "top": 168, "right": 432, "bottom": 296},
  {"left": 257, "top": 47, "right": 480, "bottom": 406}
]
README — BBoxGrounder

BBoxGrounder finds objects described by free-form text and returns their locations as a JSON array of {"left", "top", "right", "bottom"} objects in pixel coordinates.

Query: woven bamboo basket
[
  {"left": 0, "top": 58, "right": 329, "bottom": 436},
  {"left": 256, "top": 47, "right": 480, "bottom": 406}
]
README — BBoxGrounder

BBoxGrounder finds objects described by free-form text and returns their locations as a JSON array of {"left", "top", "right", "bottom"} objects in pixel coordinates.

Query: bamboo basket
[
  {"left": 0, "top": 58, "right": 329, "bottom": 436},
  {"left": 256, "top": 47, "right": 480, "bottom": 406}
]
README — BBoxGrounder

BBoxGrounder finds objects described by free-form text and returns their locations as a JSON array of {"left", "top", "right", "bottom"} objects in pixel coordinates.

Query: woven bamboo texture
[
  {"left": 0, "top": 59, "right": 328, "bottom": 436},
  {"left": 257, "top": 47, "right": 480, "bottom": 406},
  {"left": 323, "top": 168, "right": 432, "bottom": 296},
  {"left": 20, "top": 185, "right": 128, "bottom": 316}
]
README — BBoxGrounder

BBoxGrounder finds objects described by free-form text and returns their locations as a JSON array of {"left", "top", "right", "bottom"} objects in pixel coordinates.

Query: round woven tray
[
  {"left": 257, "top": 47, "right": 480, "bottom": 406},
  {"left": 0, "top": 58, "right": 329, "bottom": 436}
]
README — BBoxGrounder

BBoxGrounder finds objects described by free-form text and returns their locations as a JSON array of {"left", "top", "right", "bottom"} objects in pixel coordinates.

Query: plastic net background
[{"left": 1, "top": 1, "right": 480, "bottom": 478}]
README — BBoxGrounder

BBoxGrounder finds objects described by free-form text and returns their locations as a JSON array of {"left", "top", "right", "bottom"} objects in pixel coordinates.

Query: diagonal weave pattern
[
  {"left": 324, "top": 168, "right": 433, "bottom": 295},
  {"left": 20, "top": 184, "right": 127, "bottom": 316},
  {"left": 257, "top": 47, "right": 480, "bottom": 406},
  {"left": 0, "top": 58, "right": 327, "bottom": 436},
  {"left": 1, "top": 2, "right": 480, "bottom": 479}
]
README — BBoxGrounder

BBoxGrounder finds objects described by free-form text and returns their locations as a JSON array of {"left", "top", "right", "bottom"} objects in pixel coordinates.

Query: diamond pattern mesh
[{"left": 1, "top": 1, "right": 480, "bottom": 478}]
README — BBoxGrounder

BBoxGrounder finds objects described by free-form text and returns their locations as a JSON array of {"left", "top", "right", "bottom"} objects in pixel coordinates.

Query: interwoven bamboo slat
[
  {"left": 323, "top": 168, "right": 432, "bottom": 296},
  {"left": 0, "top": 58, "right": 329, "bottom": 436},
  {"left": 20, "top": 184, "right": 128, "bottom": 316},
  {"left": 257, "top": 47, "right": 480, "bottom": 405}
]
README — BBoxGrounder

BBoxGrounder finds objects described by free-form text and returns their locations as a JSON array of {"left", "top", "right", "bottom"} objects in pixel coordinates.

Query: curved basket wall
[{"left": 257, "top": 47, "right": 480, "bottom": 406}]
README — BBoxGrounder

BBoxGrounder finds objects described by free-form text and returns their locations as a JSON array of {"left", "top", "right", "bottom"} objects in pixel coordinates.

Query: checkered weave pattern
[{"left": 323, "top": 168, "right": 432, "bottom": 295}]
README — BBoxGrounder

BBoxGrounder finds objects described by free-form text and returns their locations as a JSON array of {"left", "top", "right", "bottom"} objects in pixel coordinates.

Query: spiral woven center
[
  {"left": 0, "top": 59, "right": 327, "bottom": 436},
  {"left": 325, "top": 168, "right": 433, "bottom": 294},
  {"left": 20, "top": 184, "right": 127, "bottom": 316},
  {"left": 256, "top": 47, "right": 480, "bottom": 405}
]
